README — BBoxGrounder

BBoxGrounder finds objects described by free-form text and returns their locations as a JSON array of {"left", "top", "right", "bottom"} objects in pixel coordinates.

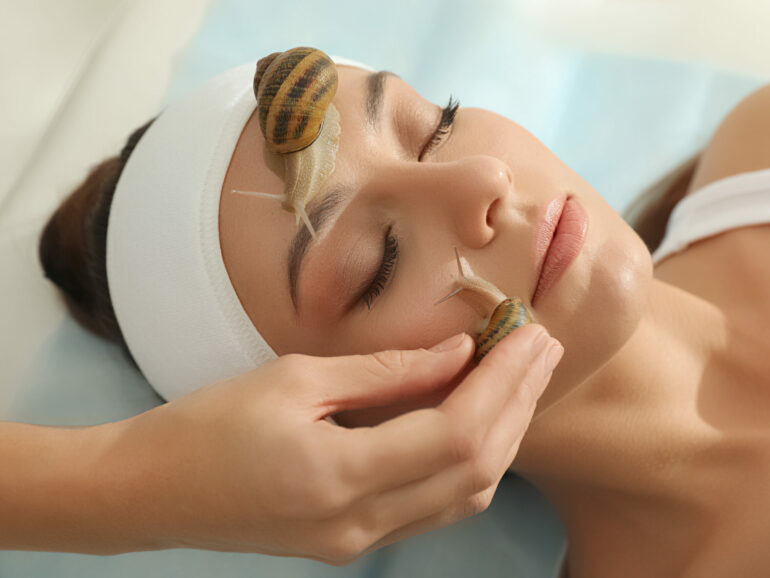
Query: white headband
[{"left": 107, "top": 55, "right": 375, "bottom": 402}]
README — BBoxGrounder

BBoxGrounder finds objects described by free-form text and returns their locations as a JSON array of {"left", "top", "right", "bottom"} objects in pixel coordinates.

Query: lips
[
  {"left": 531, "top": 197, "right": 565, "bottom": 299},
  {"left": 531, "top": 195, "right": 588, "bottom": 305}
]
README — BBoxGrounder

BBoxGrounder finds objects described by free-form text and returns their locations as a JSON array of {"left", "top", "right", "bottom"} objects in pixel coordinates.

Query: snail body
[
  {"left": 232, "top": 47, "right": 341, "bottom": 241},
  {"left": 435, "top": 247, "right": 533, "bottom": 362},
  {"left": 278, "top": 103, "right": 340, "bottom": 234}
]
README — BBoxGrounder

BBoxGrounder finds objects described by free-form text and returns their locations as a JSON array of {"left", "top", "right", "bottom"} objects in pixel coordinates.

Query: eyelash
[
  {"left": 420, "top": 95, "right": 460, "bottom": 160},
  {"left": 361, "top": 96, "right": 459, "bottom": 310},
  {"left": 361, "top": 226, "right": 399, "bottom": 309}
]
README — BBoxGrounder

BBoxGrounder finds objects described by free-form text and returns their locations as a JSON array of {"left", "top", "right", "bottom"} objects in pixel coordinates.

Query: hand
[{"left": 100, "top": 324, "right": 563, "bottom": 564}]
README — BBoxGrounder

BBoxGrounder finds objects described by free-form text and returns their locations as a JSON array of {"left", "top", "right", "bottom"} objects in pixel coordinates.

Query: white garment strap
[{"left": 651, "top": 168, "right": 770, "bottom": 265}]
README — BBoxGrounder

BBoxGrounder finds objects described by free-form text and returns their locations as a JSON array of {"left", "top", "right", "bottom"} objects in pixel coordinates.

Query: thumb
[{"left": 318, "top": 333, "right": 475, "bottom": 415}]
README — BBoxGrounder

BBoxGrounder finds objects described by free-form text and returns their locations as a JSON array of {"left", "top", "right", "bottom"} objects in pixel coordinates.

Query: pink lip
[{"left": 531, "top": 195, "right": 588, "bottom": 305}]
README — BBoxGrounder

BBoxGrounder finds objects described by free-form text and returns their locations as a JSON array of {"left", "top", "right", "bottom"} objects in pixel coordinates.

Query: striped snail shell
[
  {"left": 233, "top": 47, "right": 341, "bottom": 241},
  {"left": 473, "top": 297, "right": 532, "bottom": 362},
  {"left": 434, "top": 247, "right": 534, "bottom": 362},
  {"left": 253, "top": 47, "right": 339, "bottom": 154}
]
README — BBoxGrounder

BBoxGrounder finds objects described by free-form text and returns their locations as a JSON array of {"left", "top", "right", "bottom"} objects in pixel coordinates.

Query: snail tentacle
[
  {"left": 231, "top": 190, "right": 286, "bottom": 202},
  {"left": 230, "top": 189, "right": 319, "bottom": 240},
  {"left": 434, "top": 287, "right": 464, "bottom": 306},
  {"left": 434, "top": 246, "right": 506, "bottom": 313},
  {"left": 434, "top": 246, "right": 534, "bottom": 362},
  {"left": 293, "top": 201, "right": 318, "bottom": 241}
]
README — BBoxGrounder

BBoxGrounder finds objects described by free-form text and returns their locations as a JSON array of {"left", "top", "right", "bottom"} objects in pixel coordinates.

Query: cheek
[
  {"left": 600, "top": 221, "right": 653, "bottom": 333},
  {"left": 350, "top": 289, "right": 479, "bottom": 355},
  {"left": 537, "top": 212, "right": 653, "bottom": 407},
  {"left": 330, "top": 267, "right": 486, "bottom": 428},
  {"left": 576, "top": 220, "right": 652, "bottom": 355}
]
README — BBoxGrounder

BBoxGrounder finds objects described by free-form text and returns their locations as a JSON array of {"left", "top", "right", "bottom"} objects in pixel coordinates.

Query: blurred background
[{"left": 1, "top": 0, "right": 768, "bottom": 576}]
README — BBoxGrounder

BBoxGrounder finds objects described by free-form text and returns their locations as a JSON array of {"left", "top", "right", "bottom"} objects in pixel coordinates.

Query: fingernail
[
  {"left": 429, "top": 332, "right": 466, "bottom": 353},
  {"left": 542, "top": 339, "right": 564, "bottom": 375}
]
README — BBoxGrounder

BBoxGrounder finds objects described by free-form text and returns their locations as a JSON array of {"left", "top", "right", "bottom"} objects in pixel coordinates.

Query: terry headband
[{"left": 107, "top": 54, "right": 375, "bottom": 402}]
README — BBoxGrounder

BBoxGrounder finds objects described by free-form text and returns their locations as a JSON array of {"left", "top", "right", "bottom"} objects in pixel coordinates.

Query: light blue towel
[
  {"left": 5, "top": 318, "right": 564, "bottom": 578},
  {"left": 163, "top": 0, "right": 765, "bottom": 215},
  {"left": 5, "top": 0, "right": 766, "bottom": 576}
]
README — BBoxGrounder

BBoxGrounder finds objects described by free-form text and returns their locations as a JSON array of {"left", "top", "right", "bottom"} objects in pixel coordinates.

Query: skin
[{"left": 219, "top": 65, "right": 770, "bottom": 576}]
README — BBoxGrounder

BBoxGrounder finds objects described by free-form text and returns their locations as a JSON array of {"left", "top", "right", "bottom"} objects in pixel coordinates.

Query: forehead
[
  {"left": 229, "top": 63, "right": 373, "bottom": 196},
  {"left": 217, "top": 63, "right": 376, "bottom": 352}
]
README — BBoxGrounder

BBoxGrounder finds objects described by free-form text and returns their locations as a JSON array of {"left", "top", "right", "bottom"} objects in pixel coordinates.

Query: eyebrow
[
  {"left": 287, "top": 69, "right": 398, "bottom": 312},
  {"left": 366, "top": 70, "right": 398, "bottom": 129},
  {"left": 288, "top": 186, "right": 350, "bottom": 309}
]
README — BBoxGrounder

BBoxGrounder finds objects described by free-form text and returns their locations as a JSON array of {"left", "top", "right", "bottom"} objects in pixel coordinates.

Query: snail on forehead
[
  {"left": 231, "top": 47, "right": 341, "bottom": 241},
  {"left": 435, "top": 247, "right": 533, "bottom": 362}
]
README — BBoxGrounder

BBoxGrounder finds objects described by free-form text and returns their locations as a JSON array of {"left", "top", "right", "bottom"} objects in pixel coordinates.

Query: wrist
[
  {"left": 84, "top": 414, "right": 176, "bottom": 554},
  {"left": 0, "top": 418, "right": 167, "bottom": 555}
]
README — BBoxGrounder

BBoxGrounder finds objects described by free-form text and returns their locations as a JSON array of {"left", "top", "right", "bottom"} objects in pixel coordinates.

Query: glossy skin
[
  {"left": 219, "top": 63, "right": 652, "bottom": 425},
  {"left": 219, "top": 66, "right": 770, "bottom": 576}
]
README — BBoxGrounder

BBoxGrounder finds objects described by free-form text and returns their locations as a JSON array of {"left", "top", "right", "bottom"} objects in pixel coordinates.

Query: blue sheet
[
  {"left": 163, "top": 0, "right": 765, "bottom": 215},
  {"left": 5, "top": 0, "right": 766, "bottom": 576},
  {"left": 5, "top": 317, "right": 565, "bottom": 578}
]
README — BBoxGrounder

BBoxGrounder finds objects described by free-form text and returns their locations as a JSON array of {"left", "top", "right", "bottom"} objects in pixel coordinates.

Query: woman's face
[{"left": 219, "top": 63, "right": 653, "bottom": 422}]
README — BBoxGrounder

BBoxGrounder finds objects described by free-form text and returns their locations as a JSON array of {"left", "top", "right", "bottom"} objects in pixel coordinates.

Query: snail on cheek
[
  {"left": 231, "top": 47, "right": 342, "bottom": 242},
  {"left": 436, "top": 247, "right": 535, "bottom": 363}
]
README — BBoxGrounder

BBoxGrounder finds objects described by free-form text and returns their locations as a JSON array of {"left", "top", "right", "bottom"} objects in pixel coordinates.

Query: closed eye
[
  {"left": 419, "top": 95, "right": 460, "bottom": 161},
  {"left": 358, "top": 96, "right": 460, "bottom": 311},
  {"left": 360, "top": 225, "right": 399, "bottom": 310}
]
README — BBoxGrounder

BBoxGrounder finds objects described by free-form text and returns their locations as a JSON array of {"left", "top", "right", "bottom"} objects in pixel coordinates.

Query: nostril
[{"left": 487, "top": 198, "right": 501, "bottom": 227}]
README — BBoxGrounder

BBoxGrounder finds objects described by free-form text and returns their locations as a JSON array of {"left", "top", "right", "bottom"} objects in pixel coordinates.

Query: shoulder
[
  {"left": 685, "top": 83, "right": 770, "bottom": 196},
  {"left": 654, "top": 84, "right": 770, "bottom": 317}
]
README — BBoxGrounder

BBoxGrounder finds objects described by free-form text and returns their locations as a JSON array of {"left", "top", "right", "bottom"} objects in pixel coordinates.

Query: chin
[{"left": 532, "top": 218, "right": 653, "bottom": 409}]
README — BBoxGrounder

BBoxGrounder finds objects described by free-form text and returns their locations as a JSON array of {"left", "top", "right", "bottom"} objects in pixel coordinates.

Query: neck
[{"left": 514, "top": 278, "right": 737, "bottom": 571}]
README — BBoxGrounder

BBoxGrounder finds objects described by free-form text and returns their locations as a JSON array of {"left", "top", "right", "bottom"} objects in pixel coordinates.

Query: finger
[
  {"left": 487, "top": 340, "right": 563, "bottom": 472},
  {"left": 365, "top": 340, "right": 561, "bottom": 539},
  {"left": 360, "top": 485, "right": 498, "bottom": 557},
  {"left": 315, "top": 333, "right": 475, "bottom": 415},
  {"left": 334, "top": 324, "right": 553, "bottom": 496},
  {"left": 353, "top": 462, "right": 504, "bottom": 558},
  {"left": 439, "top": 323, "right": 551, "bottom": 421}
]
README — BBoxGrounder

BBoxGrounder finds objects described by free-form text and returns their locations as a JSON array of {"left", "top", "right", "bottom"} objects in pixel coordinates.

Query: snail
[
  {"left": 435, "top": 247, "right": 533, "bottom": 362},
  {"left": 231, "top": 47, "right": 341, "bottom": 241}
]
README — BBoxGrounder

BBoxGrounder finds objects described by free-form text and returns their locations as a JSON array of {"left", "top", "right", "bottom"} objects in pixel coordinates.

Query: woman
[{"left": 40, "top": 49, "right": 770, "bottom": 577}]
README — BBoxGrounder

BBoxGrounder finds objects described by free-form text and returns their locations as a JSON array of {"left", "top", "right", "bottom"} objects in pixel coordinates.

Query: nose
[{"left": 416, "top": 155, "right": 513, "bottom": 249}]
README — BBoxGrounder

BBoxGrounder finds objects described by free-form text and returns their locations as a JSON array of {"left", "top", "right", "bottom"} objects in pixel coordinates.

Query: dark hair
[
  {"left": 622, "top": 150, "right": 702, "bottom": 252},
  {"left": 39, "top": 115, "right": 694, "bottom": 373},
  {"left": 38, "top": 117, "right": 157, "bottom": 372}
]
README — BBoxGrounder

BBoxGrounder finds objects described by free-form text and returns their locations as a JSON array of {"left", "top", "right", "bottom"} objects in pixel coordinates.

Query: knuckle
[
  {"left": 464, "top": 487, "right": 495, "bottom": 518},
  {"left": 311, "top": 473, "right": 351, "bottom": 518},
  {"left": 298, "top": 450, "right": 352, "bottom": 517},
  {"left": 512, "top": 374, "right": 540, "bottom": 409},
  {"left": 468, "top": 456, "right": 498, "bottom": 493},
  {"left": 322, "top": 526, "right": 370, "bottom": 566},
  {"left": 451, "top": 428, "right": 483, "bottom": 463},
  {"left": 367, "top": 349, "right": 408, "bottom": 378},
  {"left": 463, "top": 492, "right": 492, "bottom": 518}
]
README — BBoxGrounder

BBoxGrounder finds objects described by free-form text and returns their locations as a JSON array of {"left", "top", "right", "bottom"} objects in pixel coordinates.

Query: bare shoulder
[
  {"left": 686, "top": 83, "right": 770, "bottom": 195},
  {"left": 654, "top": 83, "right": 770, "bottom": 317},
  {"left": 654, "top": 225, "right": 770, "bottom": 318}
]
